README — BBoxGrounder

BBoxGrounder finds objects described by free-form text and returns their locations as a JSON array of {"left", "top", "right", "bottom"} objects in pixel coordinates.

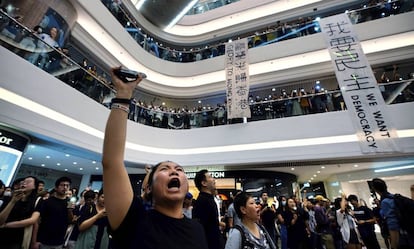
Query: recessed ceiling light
[
  {"left": 313, "top": 174, "right": 317, "bottom": 177},
  {"left": 309, "top": 180, "right": 312, "bottom": 182},
  {"left": 310, "top": 177, "right": 314, "bottom": 180},
  {"left": 28, "top": 157, "right": 33, "bottom": 160},
  {"left": 65, "top": 154, "right": 70, "bottom": 157},
  {"left": 46, "top": 155, "right": 50, "bottom": 159},
  {"left": 321, "top": 166, "right": 325, "bottom": 169},
  {"left": 57, "top": 163, "right": 61, "bottom": 166},
  {"left": 73, "top": 162, "right": 77, "bottom": 165},
  {"left": 291, "top": 167, "right": 295, "bottom": 171},
  {"left": 317, "top": 171, "right": 321, "bottom": 173},
  {"left": 79, "top": 168, "right": 83, "bottom": 171},
  {"left": 30, "top": 145, "right": 36, "bottom": 148},
  {"left": 95, "top": 167, "right": 99, "bottom": 170},
  {"left": 41, "top": 164, "right": 45, "bottom": 167},
  {"left": 92, "top": 161, "right": 96, "bottom": 164},
  {"left": 64, "top": 169, "right": 68, "bottom": 171},
  {"left": 354, "top": 164, "right": 359, "bottom": 168}
]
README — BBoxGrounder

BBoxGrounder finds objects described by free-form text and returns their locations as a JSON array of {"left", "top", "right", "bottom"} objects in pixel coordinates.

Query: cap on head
[{"left": 315, "top": 195, "right": 328, "bottom": 202}]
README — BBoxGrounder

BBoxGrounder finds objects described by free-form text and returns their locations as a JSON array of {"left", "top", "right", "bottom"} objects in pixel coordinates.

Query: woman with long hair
[
  {"left": 276, "top": 196, "right": 288, "bottom": 249},
  {"left": 75, "top": 189, "right": 111, "bottom": 249},
  {"left": 225, "top": 192, "right": 276, "bottom": 249},
  {"left": 0, "top": 176, "right": 41, "bottom": 249},
  {"left": 284, "top": 197, "right": 310, "bottom": 249}
]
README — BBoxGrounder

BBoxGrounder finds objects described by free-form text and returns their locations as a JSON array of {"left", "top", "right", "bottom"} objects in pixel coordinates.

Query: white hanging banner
[
  {"left": 319, "top": 13, "right": 399, "bottom": 153},
  {"left": 225, "top": 38, "right": 251, "bottom": 119}
]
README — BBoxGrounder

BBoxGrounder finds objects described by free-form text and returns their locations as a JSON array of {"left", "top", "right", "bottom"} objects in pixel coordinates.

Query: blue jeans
[{"left": 280, "top": 224, "right": 288, "bottom": 249}]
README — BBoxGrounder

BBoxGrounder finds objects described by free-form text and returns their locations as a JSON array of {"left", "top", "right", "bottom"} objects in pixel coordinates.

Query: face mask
[
  {"left": 4, "top": 191, "right": 11, "bottom": 197},
  {"left": 282, "top": 201, "right": 286, "bottom": 206}
]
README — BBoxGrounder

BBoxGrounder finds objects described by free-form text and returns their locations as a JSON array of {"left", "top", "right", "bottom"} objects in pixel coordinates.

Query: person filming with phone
[{"left": 102, "top": 67, "right": 208, "bottom": 249}]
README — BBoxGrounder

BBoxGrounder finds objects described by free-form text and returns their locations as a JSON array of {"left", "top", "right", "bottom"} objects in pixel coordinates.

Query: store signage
[
  {"left": 0, "top": 132, "right": 13, "bottom": 145},
  {"left": 319, "top": 14, "right": 399, "bottom": 153},
  {"left": 186, "top": 171, "right": 226, "bottom": 179},
  {"left": 0, "top": 127, "right": 30, "bottom": 186}
]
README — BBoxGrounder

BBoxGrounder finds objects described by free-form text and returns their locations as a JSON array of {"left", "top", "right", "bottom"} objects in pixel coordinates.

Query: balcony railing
[
  {"left": 1, "top": 9, "right": 413, "bottom": 130},
  {"left": 103, "top": 0, "right": 412, "bottom": 63}
]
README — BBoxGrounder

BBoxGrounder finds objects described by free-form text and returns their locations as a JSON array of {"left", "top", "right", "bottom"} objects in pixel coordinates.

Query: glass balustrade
[
  {"left": 1, "top": 9, "right": 413, "bottom": 131},
  {"left": 186, "top": 0, "right": 241, "bottom": 15},
  {"left": 102, "top": 0, "right": 412, "bottom": 63}
]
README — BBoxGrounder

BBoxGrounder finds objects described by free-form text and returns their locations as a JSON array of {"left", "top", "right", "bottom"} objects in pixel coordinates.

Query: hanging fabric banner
[
  {"left": 225, "top": 38, "right": 251, "bottom": 119},
  {"left": 319, "top": 13, "right": 399, "bottom": 153}
]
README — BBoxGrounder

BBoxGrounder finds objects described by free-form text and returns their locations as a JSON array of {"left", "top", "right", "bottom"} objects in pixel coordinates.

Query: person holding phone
[
  {"left": 102, "top": 67, "right": 208, "bottom": 249},
  {"left": 336, "top": 193, "right": 362, "bottom": 249}
]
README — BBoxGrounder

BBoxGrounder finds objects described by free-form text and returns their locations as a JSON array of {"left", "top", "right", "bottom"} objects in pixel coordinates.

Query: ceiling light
[
  {"left": 65, "top": 154, "right": 70, "bottom": 157},
  {"left": 291, "top": 167, "right": 295, "bottom": 171},
  {"left": 41, "top": 164, "right": 45, "bottom": 167},
  {"left": 57, "top": 163, "right": 61, "bottom": 166},
  {"left": 374, "top": 165, "right": 414, "bottom": 173},
  {"left": 79, "top": 168, "right": 83, "bottom": 171},
  {"left": 311, "top": 177, "right": 314, "bottom": 180},
  {"left": 95, "top": 167, "right": 99, "bottom": 170},
  {"left": 354, "top": 164, "right": 359, "bottom": 168},
  {"left": 30, "top": 145, "right": 35, "bottom": 148},
  {"left": 317, "top": 171, "right": 321, "bottom": 173},
  {"left": 313, "top": 174, "right": 317, "bottom": 177},
  {"left": 46, "top": 155, "right": 50, "bottom": 159},
  {"left": 92, "top": 161, "right": 96, "bottom": 164},
  {"left": 73, "top": 162, "right": 77, "bottom": 165},
  {"left": 28, "top": 157, "right": 32, "bottom": 160},
  {"left": 321, "top": 166, "right": 325, "bottom": 169},
  {"left": 64, "top": 169, "right": 68, "bottom": 171}
]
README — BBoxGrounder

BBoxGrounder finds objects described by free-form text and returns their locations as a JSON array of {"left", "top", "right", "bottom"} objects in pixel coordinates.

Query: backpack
[
  {"left": 390, "top": 194, "right": 414, "bottom": 235},
  {"left": 233, "top": 225, "right": 255, "bottom": 249},
  {"left": 233, "top": 224, "right": 276, "bottom": 249}
]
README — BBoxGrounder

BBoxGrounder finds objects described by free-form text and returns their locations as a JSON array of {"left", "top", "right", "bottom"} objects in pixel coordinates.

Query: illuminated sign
[
  {"left": 0, "top": 127, "right": 30, "bottom": 186},
  {"left": 186, "top": 171, "right": 226, "bottom": 179}
]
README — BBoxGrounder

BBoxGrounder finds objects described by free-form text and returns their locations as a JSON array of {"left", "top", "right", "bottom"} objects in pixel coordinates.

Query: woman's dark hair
[
  {"left": 146, "top": 161, "right": 165, "bottom": 201},
  {"left": 98, "top": 188, "right": 104, "bottom": 197},
  {"left": 234, "top": 191, "right": 253, "bottom": 219}
]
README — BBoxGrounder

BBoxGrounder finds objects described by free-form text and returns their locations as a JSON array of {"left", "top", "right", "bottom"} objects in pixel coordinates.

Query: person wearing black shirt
[
  {"left": 192, "top": 169, "right": 222, "bottom": 249},
  {"left": 102, "top": 68, "right": 208, "bottom": 249},
  {"left": 347, "top": 195, "right": 380, "bottom": 249}
]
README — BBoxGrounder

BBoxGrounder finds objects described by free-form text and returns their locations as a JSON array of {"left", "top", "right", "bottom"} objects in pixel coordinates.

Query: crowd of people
[
  {"left": 1, "top": 172, "right": 413, "bottom": 249},
  {"left": 103, "top": 0, "right": 413, "bottom": 63}
]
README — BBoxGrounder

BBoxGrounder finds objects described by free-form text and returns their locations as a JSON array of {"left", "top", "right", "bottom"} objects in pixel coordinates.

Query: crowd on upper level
[{"left": 103, "top": 0, "right": 413, "bottom": 63}]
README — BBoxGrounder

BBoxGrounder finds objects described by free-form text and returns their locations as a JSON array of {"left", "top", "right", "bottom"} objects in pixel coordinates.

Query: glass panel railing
[
  {"left": 2, "top": 9, "right": 413, "bottom": 130},
  {"left": 186, "top": 0, "right": 241, "bottom": 15},
  {"left": 102, "top": 0, "right": 412, "bottom": 63},
  {"left": 130, "top": 80, "right": 414, "bottom": 129},
  {"left": 0, "top": 10, "right": 115, "bottom": 104}
]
